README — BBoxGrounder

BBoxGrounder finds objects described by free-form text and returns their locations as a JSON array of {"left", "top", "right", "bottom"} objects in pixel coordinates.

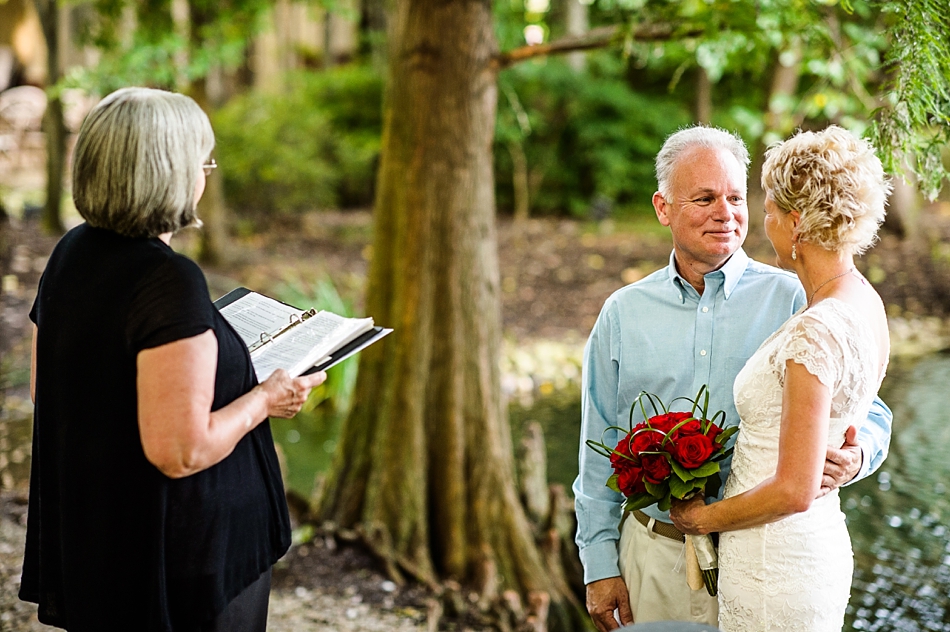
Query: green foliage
[
  {"left": 64, "top": 0, "right": 271, "bottom": 94},
  {"left": 870, "top": 0, "right": 950, "bottom": 200},
  {"left": 495, "top": 54, "right": 690, "bottom": 217},
  {"left": 211, "top": 66, "right": 383, "bottom": 214},
  {"left": 597, "top": 0, "right": 946, "bottom": 197},
  {"left": 274, "top": 274, "right": 359, "bottom": 415}
]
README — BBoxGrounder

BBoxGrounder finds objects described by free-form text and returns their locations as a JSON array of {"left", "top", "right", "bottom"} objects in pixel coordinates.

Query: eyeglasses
[{"left": 202, "top": 159, "right": 217, "bottom": 177}]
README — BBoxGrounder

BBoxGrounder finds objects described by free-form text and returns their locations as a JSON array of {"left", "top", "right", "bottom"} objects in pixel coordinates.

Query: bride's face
[{"left": 763, "top": 195, "right": 798, "bottom": 269}]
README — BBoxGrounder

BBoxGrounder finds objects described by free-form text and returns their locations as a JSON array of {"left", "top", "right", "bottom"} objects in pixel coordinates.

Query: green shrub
[
  {"left": 274, "top": 275, "right": 359, "bottom": 416},
  {"left": 215, "top": 56, "right": 688, "bottom": 219},
  {"left": 212, "top": 65, "right": 383, "bottom": 215},
  {"left": 495, "top": 54, "right": 691, "bottom": 218}
]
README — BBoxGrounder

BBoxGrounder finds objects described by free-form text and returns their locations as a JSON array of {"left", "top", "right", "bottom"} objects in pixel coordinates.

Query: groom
[{"left": 574, "top": 125, "right": 892, "bottom": 630}]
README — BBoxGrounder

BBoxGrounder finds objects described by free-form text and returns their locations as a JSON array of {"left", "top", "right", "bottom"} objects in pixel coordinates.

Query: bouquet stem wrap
[{"left": 687, "top": 534, "right": 718, "bottom": 596}]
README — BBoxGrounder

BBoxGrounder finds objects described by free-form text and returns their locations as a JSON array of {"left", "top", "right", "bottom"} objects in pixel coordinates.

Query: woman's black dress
[{"left": 20, "top": 224, "right": 291, "bottom": 631}]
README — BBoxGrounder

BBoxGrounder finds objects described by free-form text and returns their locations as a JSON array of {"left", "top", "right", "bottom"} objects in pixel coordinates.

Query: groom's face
[{"left": 653, "top": 146, "right": 749, "bottom": 273}]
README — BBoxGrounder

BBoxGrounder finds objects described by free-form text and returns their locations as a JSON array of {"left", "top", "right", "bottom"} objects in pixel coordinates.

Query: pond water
[{"left": 275, "top": 352, "right": 950, "bottom": 631}]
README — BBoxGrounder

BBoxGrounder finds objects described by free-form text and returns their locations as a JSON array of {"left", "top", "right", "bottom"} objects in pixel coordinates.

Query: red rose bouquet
[{"left": 586, "top": 385, "right": 737, "bottom": 595}]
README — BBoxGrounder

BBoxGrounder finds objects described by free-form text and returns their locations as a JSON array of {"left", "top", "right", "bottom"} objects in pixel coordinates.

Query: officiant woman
[{"left": 20, "top": 87, "right": 325, "bottom": 632}]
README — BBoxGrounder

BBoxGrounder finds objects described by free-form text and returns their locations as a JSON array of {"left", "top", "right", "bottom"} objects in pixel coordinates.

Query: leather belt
[{"left": 632, "top": 509, "right": 685, "bottom": 543}]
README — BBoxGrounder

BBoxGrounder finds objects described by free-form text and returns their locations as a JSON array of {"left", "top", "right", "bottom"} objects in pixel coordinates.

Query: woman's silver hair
[
  {"left": 762, "top": 126, "right": 891, "bottom": 255},
  {"left": 655, "top": 126, "right": 750, "bottom": 198},
  {"left": 72, "top": 87, "right": 215, "bottom": 238}
]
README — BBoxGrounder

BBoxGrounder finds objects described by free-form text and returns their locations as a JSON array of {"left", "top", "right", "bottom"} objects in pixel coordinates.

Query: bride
[{"left": 670, "top": 125, "right": 892, "bottom": 631}]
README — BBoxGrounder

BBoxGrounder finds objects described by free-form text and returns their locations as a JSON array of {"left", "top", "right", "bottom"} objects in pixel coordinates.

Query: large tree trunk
[
  {"left": 34, "top": 0, "right": 65, "bottom": 235},
  {"left": 317, "top": 0, "right": 580, "bottom": 626},
  {"left": 189, "top": 1, "right": 231, "bottom": 265}
]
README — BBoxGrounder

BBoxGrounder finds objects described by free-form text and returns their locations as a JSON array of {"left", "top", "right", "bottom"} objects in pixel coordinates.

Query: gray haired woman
[{"left": 20, "top": 87, "right": 324, "bottom": 631}]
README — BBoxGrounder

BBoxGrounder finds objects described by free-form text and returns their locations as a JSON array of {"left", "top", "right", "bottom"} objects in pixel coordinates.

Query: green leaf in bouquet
[
  {"left": 708, "top": 409, "right": 727, "bottom": 432},
  {"left": 632, "top": 391, "right": 666, "bottom": 428},
  {"left": 661, "top": 417, "right": 697, "bottom": 447},
  {"left": 714, "top": 426, "right": 739, "bottom": 445},
  {"left": 606, "top": 473, "right": 621, "bottom": 493},
  {"left": 712, "top": 447, "right": 735, "bottom": 462},
  {"left": 671, "top": 460, "right": 694, "bottom": 482},
  {"left": 586, "top": 439, "right": 615, "bottom": 459},
  {"left": 688, "top": 461, "right": 721, "bottom": 479},
  {"left": 669, "top": 474, "right": 696, "bottom": 499},
  {"left": 657, "top": 488, "right": 673, "bottom": 512},
  {"left": 623, "top": 492, "right": 661, "bottom": 512},
  {"left": 643, "top": 480, "right": 665, "bottom": 498}
]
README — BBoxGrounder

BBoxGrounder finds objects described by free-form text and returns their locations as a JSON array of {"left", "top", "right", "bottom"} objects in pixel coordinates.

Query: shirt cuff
[{"left": 579, "top": 539, "right": 621, "bottom": 585}]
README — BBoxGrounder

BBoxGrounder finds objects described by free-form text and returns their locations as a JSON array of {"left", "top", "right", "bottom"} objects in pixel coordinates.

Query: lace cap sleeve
[{"left": 772, "top": 307, "right": 843, "bottom": 391}]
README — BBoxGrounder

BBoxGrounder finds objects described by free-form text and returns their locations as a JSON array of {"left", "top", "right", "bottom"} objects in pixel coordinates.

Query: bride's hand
[{"left": 669, "top": 495, "right": 711, "bottom": 535}]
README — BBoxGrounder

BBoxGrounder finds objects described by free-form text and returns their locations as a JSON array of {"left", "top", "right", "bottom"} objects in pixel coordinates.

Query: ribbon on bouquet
[{"left": 685, "top": 534, "right": 718, "bottom": 596}]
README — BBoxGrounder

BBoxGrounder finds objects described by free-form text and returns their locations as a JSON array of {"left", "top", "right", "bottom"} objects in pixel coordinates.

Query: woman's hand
[
  {"left": 670, "top": 495, "right": 711, "bottom": 535},
  {"left": 257, "top": 369, "right": 327, "bottom": 419}
]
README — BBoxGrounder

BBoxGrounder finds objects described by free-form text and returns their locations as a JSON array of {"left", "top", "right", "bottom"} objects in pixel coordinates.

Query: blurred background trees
[{"left": 4, "top": 0, "right": 941, "bottom": 230}]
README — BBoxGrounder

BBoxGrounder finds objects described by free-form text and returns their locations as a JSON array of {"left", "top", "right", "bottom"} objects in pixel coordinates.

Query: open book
[{"left": 214, "top": 287, "right": 392, "bottom": 381}]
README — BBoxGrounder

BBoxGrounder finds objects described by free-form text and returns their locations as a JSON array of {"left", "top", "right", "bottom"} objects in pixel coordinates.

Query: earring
[{"left": 791, "top": 243, "right": 797, "bottom": 261}]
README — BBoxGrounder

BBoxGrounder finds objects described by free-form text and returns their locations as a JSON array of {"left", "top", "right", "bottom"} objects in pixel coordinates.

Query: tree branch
[{"left": 493, "top": 22, "right": 704, "bottom": 70}]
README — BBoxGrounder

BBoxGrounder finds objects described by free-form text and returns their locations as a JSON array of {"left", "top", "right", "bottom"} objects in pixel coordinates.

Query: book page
[
  {"left": 252, "top": 312, "right": 374, "bottom": 380},
  {"left": 219, "top": 292, "right": 303, "bottom": 348}
]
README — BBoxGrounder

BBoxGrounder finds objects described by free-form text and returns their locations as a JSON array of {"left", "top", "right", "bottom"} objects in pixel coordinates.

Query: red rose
[
  {"left": 649, "top": 411, "right": 694, "bottom": 436},
  {"left": 612, "top": 425, "right": 664, "bottom": 471},
  {"left": 611, "top": 431, "right": 637, "bottom": 470},
  {"left": 677, "top": 420, "right": 703, "bottom": 436},
  {"left": 672, "top": 433, "right": 715, "bottom": 469},
  {"left": 640, "top": 451, "right": 672, "bottom": 484},
  {"left": 617, "top": 466, "right": 647, "bottom": 496},
  {"left": 630, "top": 428, "right": 662, "bottom": 454}
]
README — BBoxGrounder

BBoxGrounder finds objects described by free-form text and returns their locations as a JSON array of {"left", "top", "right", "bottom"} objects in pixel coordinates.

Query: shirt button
[
  {"left": 702, "top": 307, "right": 709, "bottom": 313},
  {"left": 700, "top": 350, "right": 707, "bottom": 356}
]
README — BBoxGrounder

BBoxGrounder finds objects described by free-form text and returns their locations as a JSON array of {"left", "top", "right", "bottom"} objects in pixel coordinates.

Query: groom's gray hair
[{"left": 655, "top": 126, "right": 750, "bottom": 198}]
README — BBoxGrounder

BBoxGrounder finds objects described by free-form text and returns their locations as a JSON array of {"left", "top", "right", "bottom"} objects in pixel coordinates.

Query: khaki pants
[{"left": 618, "top": 515, "right": 718, "bottom": 626}]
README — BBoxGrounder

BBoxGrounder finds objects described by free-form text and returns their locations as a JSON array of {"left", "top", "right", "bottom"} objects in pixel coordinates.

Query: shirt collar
[{"left": 666, "top": 248, "right": 750, "bottom": 301}]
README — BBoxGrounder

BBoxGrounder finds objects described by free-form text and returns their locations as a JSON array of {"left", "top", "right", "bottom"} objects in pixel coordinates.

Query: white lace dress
[{"left": 719, "top": 299, "right": 886, "bottom": 631}]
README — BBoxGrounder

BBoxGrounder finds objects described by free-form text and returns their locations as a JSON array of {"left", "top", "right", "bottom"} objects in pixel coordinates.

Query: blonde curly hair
[{"left": 761, "top": 126, "right": 892, "bottom": 255}]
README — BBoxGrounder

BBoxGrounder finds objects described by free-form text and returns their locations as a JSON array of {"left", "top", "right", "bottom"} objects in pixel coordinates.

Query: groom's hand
[
  {"left": 586, "top": 577, "right": 634, "bottom": 631},
  {"left": 819, "top": 425, "right": 862, "bottom": 498}
]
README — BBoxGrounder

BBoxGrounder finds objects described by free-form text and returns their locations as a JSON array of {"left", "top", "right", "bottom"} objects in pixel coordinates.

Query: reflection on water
[{"left": 843, "top": 355, "right": 950, "bottom": 631}]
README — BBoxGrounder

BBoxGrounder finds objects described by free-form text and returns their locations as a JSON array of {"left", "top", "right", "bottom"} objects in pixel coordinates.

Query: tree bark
[
  {"left": 189, "top": 1, "right": 231, "bottom": 265},
  {"left": 509, "top": 141, "right": 530, "bottom": 222},
  {"left": 564, "top": 0, "right": 589, "bottom": 72},
  {"left": 747, "top": 46, "right": 801, "bottom": 224},
  {"left": 694, "top": 66, "right": 712, "bottom": 125},
  {"left": 317, "top": 0, "right": 581, "bottom": 625},
  {"left": 34, "top": 0, "right": 65, "bottom": 235}
]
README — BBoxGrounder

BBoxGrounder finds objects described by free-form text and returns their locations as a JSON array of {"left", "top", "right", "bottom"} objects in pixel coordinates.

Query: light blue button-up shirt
[{"left": 573, "top": 249, "right": 893, "bottom": 584}]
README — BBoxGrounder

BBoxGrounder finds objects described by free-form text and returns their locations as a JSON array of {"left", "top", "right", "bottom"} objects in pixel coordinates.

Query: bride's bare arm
[{"left": 670, "top": 359, "right": 831, "bottom": 535}]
